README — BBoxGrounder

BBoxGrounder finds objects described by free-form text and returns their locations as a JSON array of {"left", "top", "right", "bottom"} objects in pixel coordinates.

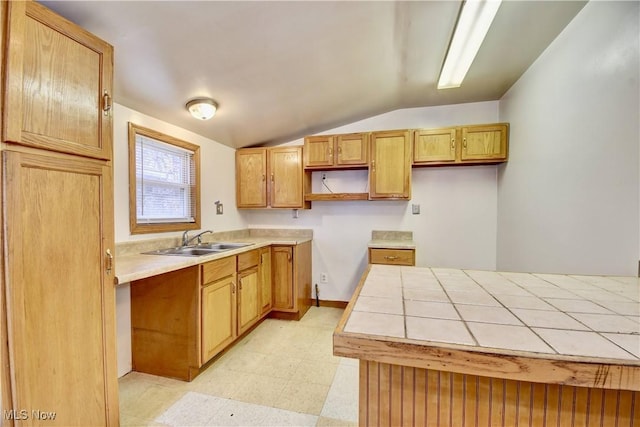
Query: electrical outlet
[
  {"left": 412, "top": 204, "right": 420, "bottom": 214},
  {"left": 322, "top": 173, "right": 327, "bottom": 180},
  {"left": 216, "top": 203, "right": 223, "bottom": 215},
  {"left": 320, "top": 273, "right": 328, "bottom": 283}
]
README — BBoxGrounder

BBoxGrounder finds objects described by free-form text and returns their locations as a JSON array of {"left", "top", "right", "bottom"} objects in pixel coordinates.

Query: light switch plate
[
  {"left": 216, "top": 203, "right": 223, "bottom": 215},
  {"left": 412, "top": 204, "right": 420, "bottom": 214}
]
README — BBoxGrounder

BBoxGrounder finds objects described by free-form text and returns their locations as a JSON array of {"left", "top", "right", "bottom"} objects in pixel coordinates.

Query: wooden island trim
[{"left": 334, "top": 265, "right": 640, "bottom": 426}]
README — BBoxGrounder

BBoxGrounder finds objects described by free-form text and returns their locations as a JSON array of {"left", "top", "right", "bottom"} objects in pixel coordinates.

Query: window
[{"left": 128, "top": 123, "right": 201, "bottom": 234}]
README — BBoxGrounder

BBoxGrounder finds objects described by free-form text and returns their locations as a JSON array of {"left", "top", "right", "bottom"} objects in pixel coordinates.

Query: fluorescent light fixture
[
  {"left": 186, "top": 98, "right": 218, "bottom": 120},
  {"left": 438, "top": 0, "right": 502, "bottom": 89}
]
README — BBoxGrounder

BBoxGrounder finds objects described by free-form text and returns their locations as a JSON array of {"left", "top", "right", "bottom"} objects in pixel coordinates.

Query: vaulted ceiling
[{"left": 42, "top": 1, "right": 586, "bottom": 148}]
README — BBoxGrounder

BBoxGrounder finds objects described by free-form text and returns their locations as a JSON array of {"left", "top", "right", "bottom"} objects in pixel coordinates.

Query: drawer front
[
  {"left": 202, "top": 256, "right": 236, "bottom": 284},
  {"left": 369, "top": 248, "right": 415, "bottom": 266},
  {"left": 237, "top": 249, "right": 259, "bottom": 271}
]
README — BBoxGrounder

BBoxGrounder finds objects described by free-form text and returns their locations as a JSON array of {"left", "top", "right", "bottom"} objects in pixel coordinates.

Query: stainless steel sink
[{"left": 143, "top": 242, "right": 252, "bottom": 257}]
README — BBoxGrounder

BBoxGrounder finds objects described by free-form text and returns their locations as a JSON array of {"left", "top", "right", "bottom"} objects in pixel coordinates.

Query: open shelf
[{"left": 304, "top": 192, "right": 369, "bottom": 201}]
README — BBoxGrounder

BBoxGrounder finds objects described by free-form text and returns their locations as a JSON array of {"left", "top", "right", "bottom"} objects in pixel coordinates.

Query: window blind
[{"left": 135, "top": 134, "right": 196, "bottom": 223}]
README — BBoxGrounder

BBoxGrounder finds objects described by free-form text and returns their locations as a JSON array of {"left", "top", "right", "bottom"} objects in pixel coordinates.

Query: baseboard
[{"left": 316, "top": 300, "right": 348, "bottom": 309}]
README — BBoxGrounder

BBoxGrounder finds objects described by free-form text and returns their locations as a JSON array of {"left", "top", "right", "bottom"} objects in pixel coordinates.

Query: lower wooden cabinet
[
  {"left": 201, "top": 275, "right": 237, "bottom": 364},
  {"left": 271, "top": 241, "right": 312, "bottom": 320},
  {"left": 131, "top": 242, "right": 311, "bottom": 380},
  {"left": 238, "top": 267, "right": 260, "bottom": 335},
  {"left": 259, "top": 247, "right": 272, "bottom": 315},
  {"left": 369, "top": 248, "right": 416, "bottom": 266},
  {"left": 132, "top": 266, "right": 200, "bottom": 381}
]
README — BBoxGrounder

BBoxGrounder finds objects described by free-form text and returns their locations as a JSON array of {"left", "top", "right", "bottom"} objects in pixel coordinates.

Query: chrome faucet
[{"left": 182, "top": 230, "right": 213, "bottom": 246}]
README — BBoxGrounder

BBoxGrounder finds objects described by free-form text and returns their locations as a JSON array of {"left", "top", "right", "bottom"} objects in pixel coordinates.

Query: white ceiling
[{"left": 41, "top": 1, "right": 586, "bottom": 149}]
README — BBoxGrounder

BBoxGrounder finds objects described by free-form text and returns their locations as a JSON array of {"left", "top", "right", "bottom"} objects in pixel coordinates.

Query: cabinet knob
[
  {"left": 384, "top": 255, "right": 399, "bottom": 260},
  {"left": 328, "top": 147, "right": 333, "bottom": 157},
  {"left": 270, "top": 173, "right": 274, "bottom": 182},
  {"left": 371, "top": 160, "right": 375, "bottom": 172},
  {"left": 463, "top": 138, "right": 467, "bottom": 149},
  {"left": 451, "top": 138, "right": 455, "bottom": 150}
]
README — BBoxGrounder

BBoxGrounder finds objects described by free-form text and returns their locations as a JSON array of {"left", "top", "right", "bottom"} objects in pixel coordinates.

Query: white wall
[
  {"left": 113, "top": 103, "right": 245, "bottom": 243},
  {"left": 497, "top": 1, "right": 640, "bottom": 276},
  {"left": 243, "top": 101, "right": 501, "bottom": 301}
]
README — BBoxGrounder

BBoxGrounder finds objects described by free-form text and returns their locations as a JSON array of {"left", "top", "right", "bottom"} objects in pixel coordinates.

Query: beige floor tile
[
  {"left": 119, "top": 308, "right": 354, "bottom": 425},
  {"left": 190, "top": 368, "right": 252, "bottom": 399},
  {"left": 227, "top": 373, "right": 288, "bottom": 407},
  {"left": 316, "top": 416, "right": 358, "bottom": 427},
  {"left": 120, "top": 384, "right": 185, "bottom": 421},
  {"left": 273, "top": 380, "right": 331, "bottom": 415},
  {"left": 253, "top": 353, "right": 304, "bottom": 379},
  {"left": 293, "top": 359, "right": 339, "bottom": 386},
  {"left": 120, "top": 413, "right": 169, "bottom": 427}
]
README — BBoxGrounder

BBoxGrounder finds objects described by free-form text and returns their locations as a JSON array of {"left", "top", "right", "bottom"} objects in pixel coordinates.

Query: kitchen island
[{"left": 334, "top": 265, "right": 639, "bottom": 426}]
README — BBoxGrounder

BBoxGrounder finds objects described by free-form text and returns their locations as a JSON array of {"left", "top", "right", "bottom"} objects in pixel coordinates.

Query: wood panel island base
[{"left": 334, "top": 265, "right": 639, "bottom": 427}]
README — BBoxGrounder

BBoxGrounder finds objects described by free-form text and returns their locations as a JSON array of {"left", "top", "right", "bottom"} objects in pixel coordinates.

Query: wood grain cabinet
[
  {"left": 1, "top": 1, "right": 119, "bottom": 424},
  {"left": 271, "top": 242, "right": 312, "bottom": 320},
  {"left": 259, "top": 247, "right": 273, "bottom": 315},
  {"left": 201, "top": 257, "right": 237, "bottom": 364},
  {"left": 237, "top": 250, "right": 261, "bottom": 335},
  {"left": 369, "top": 130, "right": 412, "bottom": 200},
  {"left": 413, "top": 124, "right": 509, "bottom": 166},
  {"left": 236, "top": 146, "right": 310, "bottom": 209},
  {"left": 2, "top": 1, "right": 113, "bottom": 160},
  {"left": 460, "top": 124, "right": 508, "bottom": 162},
  {"left": 413, "top": 128, "right": 457, "bottom": 164},
  {"left": 304, "top": 133, "right": 368, "bottom": 169},
  {"left": 369, "top": 248, "right": 416, "bottom": 266}
]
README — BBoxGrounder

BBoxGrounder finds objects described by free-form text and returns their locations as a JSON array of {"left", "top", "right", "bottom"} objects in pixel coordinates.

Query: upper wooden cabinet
[
  {"left": 413, "top": 128, "right": 457, "bottom": 164},
  {"left": 236, "top": 148, "right": 268, "bottom": 208},
  {"left": 304, "top": 132, "right": 368, "bottom": 169},
  {"left": 3, "top": 1, "right": 114, "bottom": 160},
  {"left": 461, "top": 124, "right": 508, "bottom": 162},
  {"left": 369, "top": 130, "right": 412, "bottom": 200},
  {"left": 413, "top": 124, "right": 509, "bottom": 166},
  {"left": 236, "top": 146, "right": 310, "bottom": 209}
]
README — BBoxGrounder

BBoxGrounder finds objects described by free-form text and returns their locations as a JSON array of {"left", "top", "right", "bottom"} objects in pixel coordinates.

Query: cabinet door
[
  {"left": 4, "top": 2, "right": 114, "bottom": 160},
  {"left": 4, "top": 150, "right": 118, "bottom": 425},
  {"left": 272, "top": 246, "right": 294, "bottom": 311},
  {"left": 336, "top": 133, "right": 368, "bottom": 166},
  {"left": 202, "top": 275, "right": 237, "bottom": 363},
  {"left": 238, "top": 268, "right": 260, "bottom": 335},
  {"left": 236, "top": 148, "right": 268, "bottom": 208},
  {"left": 259, "top": 247, "right": 273, "bottom": 315},
  {"left": 461, "top": 124, "right": 508, "bottom": 162},
  {"left": 269, "top": 146, "right": 305, "bottom": 208},
  {"left": 304, "top": 135, "right": 334, "bottom": 168},
  {"left": 413, "top": 128, "right": 457, "bottom": 164},
  {"left": 369, "top": 130, "right": 412, "bottom": 200}
]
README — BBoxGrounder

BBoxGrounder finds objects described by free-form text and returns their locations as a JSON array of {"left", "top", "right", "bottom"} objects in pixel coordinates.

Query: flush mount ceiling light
[
  {"left": 438, "top": 0, "right": 502, "bottom": 89},
  {"left": 186, "top": 98, "right": 218, "bottom": 120}
]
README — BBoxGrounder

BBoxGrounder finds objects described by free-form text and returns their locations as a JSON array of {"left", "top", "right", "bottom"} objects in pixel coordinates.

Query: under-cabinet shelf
[{"left": 304, "top": 192, "right": 368, "bottom": 201}]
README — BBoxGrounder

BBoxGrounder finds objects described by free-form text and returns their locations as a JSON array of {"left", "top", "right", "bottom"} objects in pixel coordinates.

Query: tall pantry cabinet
[{"left": 1, "top": 2, "right": 119, "bottom": 426}]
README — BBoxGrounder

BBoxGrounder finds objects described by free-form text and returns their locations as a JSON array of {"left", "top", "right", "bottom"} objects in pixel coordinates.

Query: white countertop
[{"left": 342, "top": 265, "right": 639, "bottom": 363}]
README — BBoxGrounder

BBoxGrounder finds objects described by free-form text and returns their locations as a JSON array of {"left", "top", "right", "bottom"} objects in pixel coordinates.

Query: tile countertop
[
  {"left": 334, "top": 265, "right": 640, "bottom": 391},
  {"left": 367, "top": 230, "right": 416, "bottom": 249},
  {"left": 115, "top": 229, "right": 312, "bottom": 284}
]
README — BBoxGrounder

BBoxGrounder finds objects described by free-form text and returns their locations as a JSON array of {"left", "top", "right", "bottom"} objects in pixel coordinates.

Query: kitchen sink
[{"left": 143, "top": 242, "right": 253, "bottom": 257}]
